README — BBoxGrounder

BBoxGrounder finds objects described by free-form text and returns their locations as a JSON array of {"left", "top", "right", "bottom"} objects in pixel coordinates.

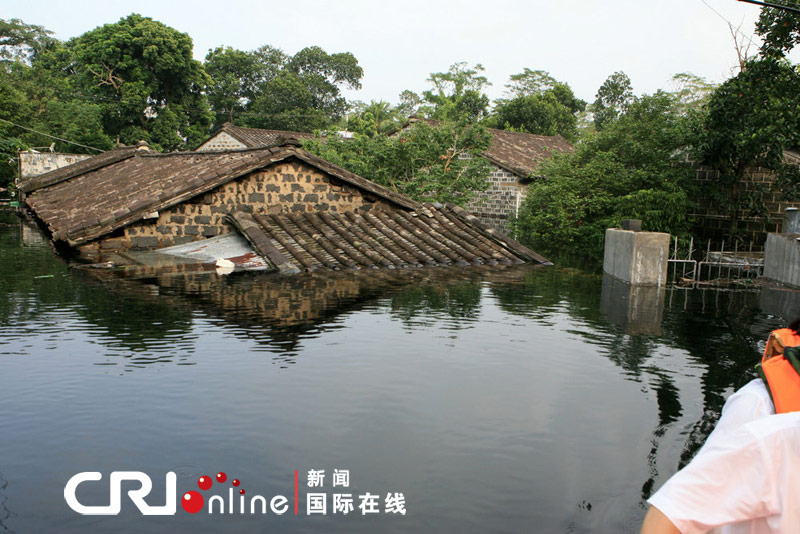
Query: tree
[
  {"left": 345, "top": 100, "right": 401, "bottom": 137},
  {"left": 503, "top": 68, "right": 558, "bottom": 98},
  {"left": 756, "top": 0, "right": 800, "bottom": 58},
  {"left": 422, "top": 62, "right": 491, "bottom": 122},
  {"left": 668, "top": 72, "right": 717, "bottom": 114},
  {"left": 491, "top": 70, "right": 586, "bottom": 140},
  {"left": 695, "top": 57, "right": 800, "bottom": 234},
  {"left": 515, "top": 92, "right": 696, "bottom": 260},
  {"left": 204, "top": 45, "right": 284, "bottom": 125},
  {"left": 303, "top": 120, "right": 492, "bottom": 206},
  {"left": 0, "top": 18, "right": 56, "bottom": 66},
  {"left": 69, "top": 13, "right": 212, "bottom": 150},
  {"left": 244, "top": 45, "right": 363, "bottom": 132},
  {"left": 592, "top": 71, "right": 633, "bottom": 130}
]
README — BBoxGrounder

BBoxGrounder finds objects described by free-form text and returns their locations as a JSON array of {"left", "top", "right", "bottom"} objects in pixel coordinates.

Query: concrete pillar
[
  {"left": 784, "top": 208, "right": 800, "bottom": 234},
  {"left": 764, "top": 233, "right": 800, "bottom": 288},
  {"left": 603, "top": 228, "right": 670, "bottom": 286}
]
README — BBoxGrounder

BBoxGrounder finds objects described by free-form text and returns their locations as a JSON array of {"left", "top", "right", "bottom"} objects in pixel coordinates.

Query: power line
[
  {"left": 698, "top": 0, "right": 761, "bottom": 50},
  {"left": 738, "top": 0, "right": 800, "bottom": 14},
  {"left": 0, "top": 118, "right": 105, "bottom": 152}
]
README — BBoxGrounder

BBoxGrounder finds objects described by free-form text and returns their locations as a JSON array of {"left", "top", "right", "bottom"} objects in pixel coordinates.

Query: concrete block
[
  {"left": 764, "top": 233, "right": 800, "bottom": 288},
  {"left": 603, "top": 228, "right": 670, "bottom": 286}
]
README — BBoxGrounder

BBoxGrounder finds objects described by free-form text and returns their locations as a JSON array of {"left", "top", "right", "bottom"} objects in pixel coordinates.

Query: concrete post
[
  {"left": 784, "top": 208, "right": 800, "bottom": 234},
  {"left": 603, "top": 228, "right": 670, "bottom": 286},
  {"left": 764, "top": 233, "right": 800, "bottom": 288}
]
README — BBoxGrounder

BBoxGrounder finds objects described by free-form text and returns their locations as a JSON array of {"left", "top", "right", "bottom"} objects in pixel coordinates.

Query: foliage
[
  {"left": 592, "top": 71, "right": 633, "bottom": 130},
  {"left": 69, "top": 13, "right": 212, "bottom": 150},
  {"left": 241, "top": 45, "right": 363, "bottom": 132},
  {"left": 345, "top": 100, "right": 401, "bottom": 137},
  {"left": 668, "top": 72, "right": 717, "bottom": 114},
  {"left": 303, "top": 120, "right": 492, "bottom": 205},
  {"left": 0, "top": 18, "right": 56, "bottom": 66},
  {"left": 695, "top": 58, "right": 800, "bottom": 231},
  {"left": 490, "top": 70, "right": 586, "bottom": 141},
  {"left": 515, "top": 92, "right": 696, "bottom": 260},
  {"left": 204, "top": 46, "right": 281, "bottom": 125},
  {"left": 756, "top": 0, "right": 800, "bottom": 58},
  {"left": 421, "top": 62, "right": 491, "bottom": 122},
  {"left": 503, "top": 68, "right": 558, "bottom": 98}
]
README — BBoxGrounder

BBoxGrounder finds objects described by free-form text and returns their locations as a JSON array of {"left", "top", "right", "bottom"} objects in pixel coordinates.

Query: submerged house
[
  {"left": 464, "top": 128, "right": 573, "bottom": 232},
  {"left": 19, "top": 139, "right": 549, "bottom": 272}
]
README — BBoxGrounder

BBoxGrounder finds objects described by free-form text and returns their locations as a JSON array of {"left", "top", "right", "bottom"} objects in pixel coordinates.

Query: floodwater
[{"left": 0, "top": 211, "right": 795, "bottom": 533}]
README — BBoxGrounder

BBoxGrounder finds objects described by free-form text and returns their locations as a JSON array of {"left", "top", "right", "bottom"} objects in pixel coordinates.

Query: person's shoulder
[{"left": 723, "top": 379, "right": 774, "bottom": 417}]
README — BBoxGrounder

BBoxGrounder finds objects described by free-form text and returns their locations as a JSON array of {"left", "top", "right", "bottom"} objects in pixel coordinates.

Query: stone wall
[
  {"left": 18, "top": 152, "right": 92, "bottom": 180},
  {"left": 465, "top": 163, "right": 525, "bottom": 233},
  {"left": 89, "top": 159, "right": 386, "bottom": 252},
  {"left": 194, "top": 131, "right": 248, "bottom": 152},
  {"left": 692, "top": 165, "right": 800, "bottom": 247}
]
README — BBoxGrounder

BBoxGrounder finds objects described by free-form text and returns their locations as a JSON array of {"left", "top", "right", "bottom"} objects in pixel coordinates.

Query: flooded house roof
[
  {"left": 23, "top": 140, "right": 419, "bottom": 246},
  {"left": 483, "top": 128, "right": 573, "bottom": 179},
  {"left": 227, "top": 203, "right": 548, "bottom": 273},
  {"left": 195, "top": 122, "right": 313, "bottom": 151},
  {"left": 22, "top": 139, "right": 550, "bottom": 271}
]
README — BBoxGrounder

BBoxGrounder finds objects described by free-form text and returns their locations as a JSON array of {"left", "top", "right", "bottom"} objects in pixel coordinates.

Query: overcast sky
[{"left": 5, "top": 0, "right": 800, "bottom": 106}]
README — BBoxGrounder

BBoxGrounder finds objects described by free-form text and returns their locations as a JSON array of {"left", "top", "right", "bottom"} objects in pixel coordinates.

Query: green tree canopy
[
  {"left": 242, "top": 45, "right": 363, "bottom": 132},
  {"left": 69, "top": 13, "right": 212, "bottom": 150},
  {"left": 592, "top": 71, "right": 633, "bottom": 130},
  {"left": 491, "top": 70, "right": 586, "bottom": 141},
  {"left": 756, "top": 0, "right": 800, "bottom": 58},
  {"left": 516, "top": 92, "right": 696, "bottom": 260},
  {"left": 695, "top": 57, "right": 800, "bottom": 232},
  {"left": 303, "top": 120, "right": 492, "bottom": 206},
  {"left": 421, "top": 62, "right": 491, "bottom": 122}
]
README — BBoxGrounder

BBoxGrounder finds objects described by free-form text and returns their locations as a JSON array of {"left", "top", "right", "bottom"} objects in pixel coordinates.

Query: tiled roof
[
  {"left": 484, "top": 128, "right": 573, "bottom": 178},
  {"left": 24, "top": 141, "right": 420, "bottom": 246},
  {"left": 227, "top": 203, "right": 549, "bottom": 273},
  {"left": 196, "top": 122, "right": 313, "bottom": 151}
]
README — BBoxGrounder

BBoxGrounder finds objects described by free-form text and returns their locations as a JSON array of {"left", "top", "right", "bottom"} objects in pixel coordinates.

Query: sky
[{"left": 4, "top": 0, "right": 800, "bottom": 106}]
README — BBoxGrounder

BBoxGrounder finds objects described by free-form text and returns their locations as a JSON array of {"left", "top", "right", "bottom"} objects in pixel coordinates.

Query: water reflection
[{"left": 600, "top": 275, "right": 665, "bottom": 336}]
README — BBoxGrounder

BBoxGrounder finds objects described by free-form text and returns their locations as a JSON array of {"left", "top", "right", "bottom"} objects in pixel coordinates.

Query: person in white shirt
[{"left": 641, "top": 359, "right": 800, "bottom": 533}]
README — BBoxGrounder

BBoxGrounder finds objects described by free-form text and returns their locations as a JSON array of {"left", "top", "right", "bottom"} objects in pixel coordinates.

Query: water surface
[{"left": 0, "top": 212, "right": 791, "bottom": 533}]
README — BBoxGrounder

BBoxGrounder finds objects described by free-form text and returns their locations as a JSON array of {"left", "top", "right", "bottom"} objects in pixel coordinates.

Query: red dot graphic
[
  {"left": 232, "top": 479, "right": 240, "bottom": 487},
  {"left": 239, "top": 489, "right": 245, "bottom": 495},
  {"left": 198, "top": 476, "right": 212, "bottom": 491},
  {"left": 216, "top": 472, "right": 227, "bottom": 483},
  {"left": 181, "top": 491, "right": 204, "bottom": 514}
]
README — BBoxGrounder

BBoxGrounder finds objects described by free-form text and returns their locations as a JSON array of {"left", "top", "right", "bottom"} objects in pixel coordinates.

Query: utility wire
[
  {"left": 699, "top": 0, "right": 761, "bottom": 50},
  {"left": 738, "top": 0, "right": 800, "bottom": 14},
  {"left": 0, "top": 117, "right": 106, "bottom": 152}
]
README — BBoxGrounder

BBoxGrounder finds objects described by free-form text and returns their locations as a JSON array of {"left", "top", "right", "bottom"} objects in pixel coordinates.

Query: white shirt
[{"left": 648, "top": 380, "right": 800, "bottom": 534}]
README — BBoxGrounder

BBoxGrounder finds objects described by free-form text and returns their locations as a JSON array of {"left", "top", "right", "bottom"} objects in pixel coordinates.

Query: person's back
[
  {"left": 644, "top": 406, "right": 800, "bottom": 533},
  {"left": 642, "top": 321, "right": 800, "bottom": 533}
]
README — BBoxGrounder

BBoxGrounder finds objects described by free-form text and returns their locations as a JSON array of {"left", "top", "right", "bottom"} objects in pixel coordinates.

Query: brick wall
[
  {"left": 692, "top": 165, "right": 800, "bottom": 246},
  {"left": 18, "top": 152, "right": 92, "bottom": 180},
  {"left": 90, "top": 159, "right": 386, "bottom": 252},
  {"left": 465, "top": 162, "right": 525, "bottom": 233}
]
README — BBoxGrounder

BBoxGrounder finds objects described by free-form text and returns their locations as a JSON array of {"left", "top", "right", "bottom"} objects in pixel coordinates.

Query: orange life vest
[{"left": 758, "top": 328, "right": 800, "bottom": 414}]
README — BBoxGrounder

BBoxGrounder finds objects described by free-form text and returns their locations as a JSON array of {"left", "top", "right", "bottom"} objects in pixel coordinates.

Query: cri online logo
[{"left": 64, "top": 471, "right": 294, "bottom": 516}]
